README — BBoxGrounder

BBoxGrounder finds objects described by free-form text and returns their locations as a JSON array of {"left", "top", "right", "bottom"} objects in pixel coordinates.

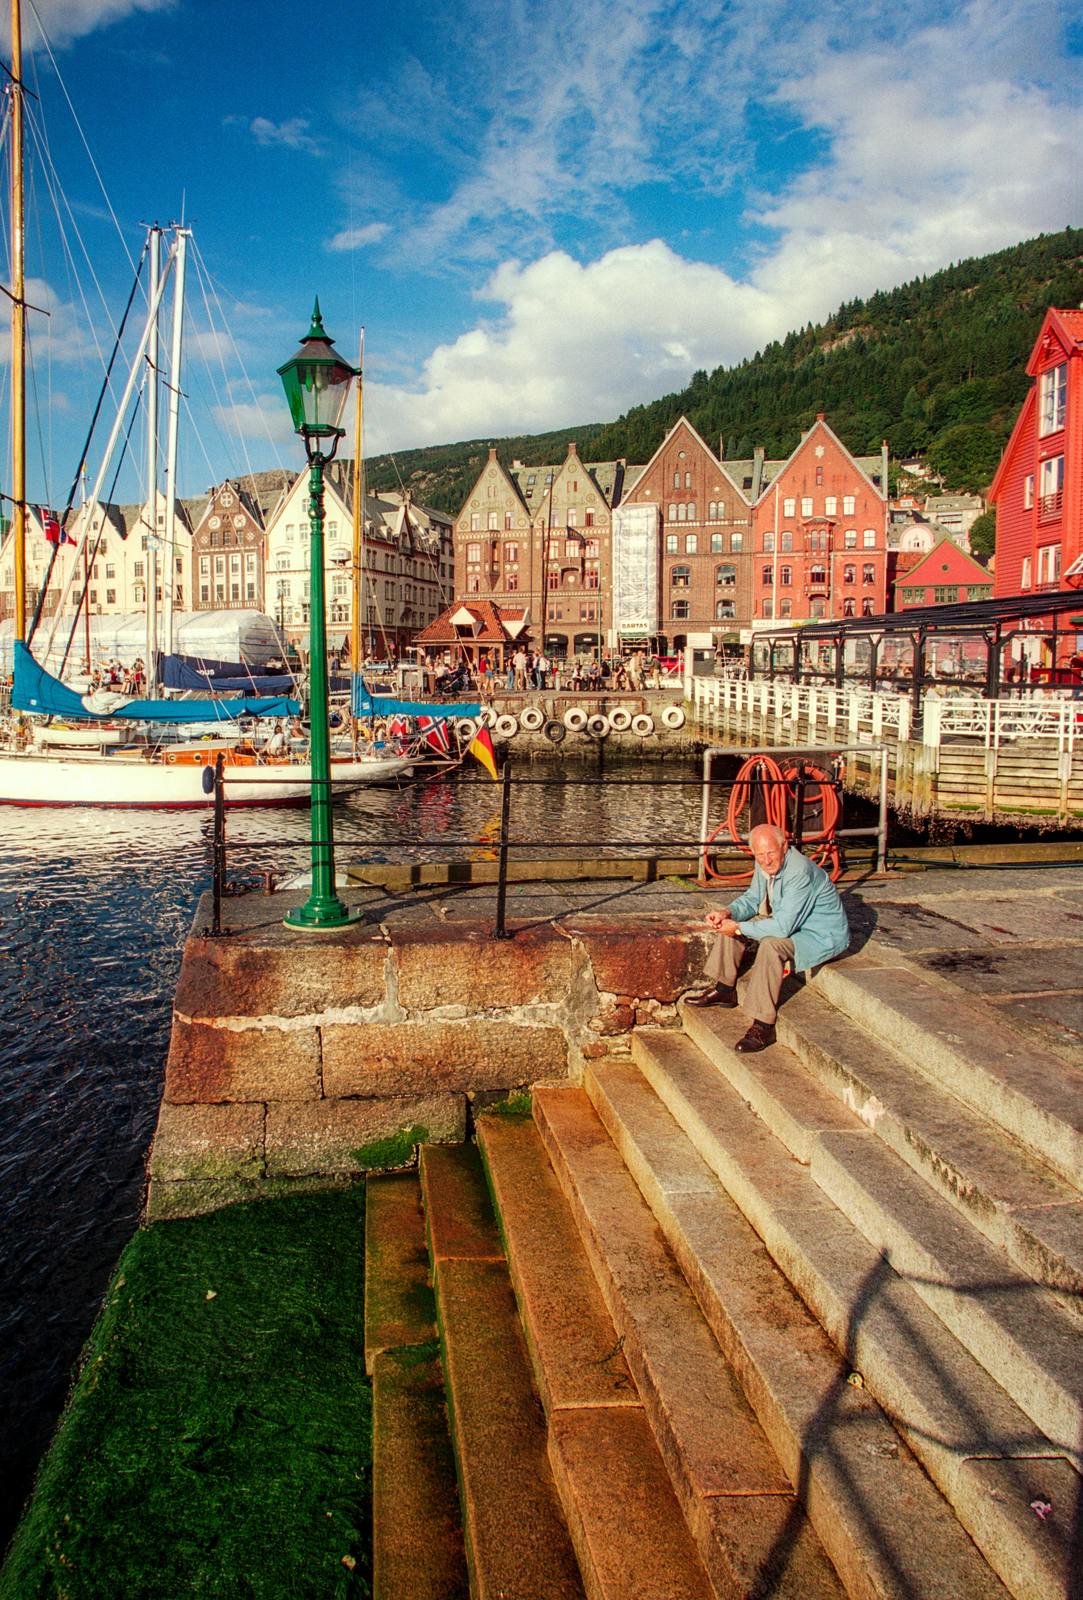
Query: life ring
[
  {"left": 608, "top": 706, "right": 633, "bottom": 732},
  {"left": 456, "top": 716, "right": 479, "bottom": 742},
  {"left": 543, "top": 719, "right": 566, "bottom": 743},
  {"left": 586, "top": 713, "right": 609, "bottom": 739},
  {"left": 494, "top": 713, "right": 519, "bottom": 739},
  {"left": 563, "top": 706, "right": 588, "bottom": 731},
  {"left": 519, "top": 705, "right": 545, "bottom": 731},
  {"left": 479, "top": 705, "right": 498, "bottom": 728},
  {"left": 631, "top": 713, "right": 655, "bottom": 737},
  {"left": 661, "top": 704, "right": 686, "bottom": 730}
]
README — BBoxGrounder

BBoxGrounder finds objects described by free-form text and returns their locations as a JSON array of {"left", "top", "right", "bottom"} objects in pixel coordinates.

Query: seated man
[{"left": 686, "top": 823, "right": 850, "bottom": 1054}]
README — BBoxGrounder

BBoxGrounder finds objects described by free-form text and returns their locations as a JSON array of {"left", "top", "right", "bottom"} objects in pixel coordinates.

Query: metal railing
[{"left": 203, "top": 751, "right": 883, "bottom": 938}]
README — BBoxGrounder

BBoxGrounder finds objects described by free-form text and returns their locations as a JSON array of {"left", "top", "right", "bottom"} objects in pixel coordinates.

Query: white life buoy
[
  {"left": 607, "top": 706, "right": 633, "bottom": 732},
  {"left": 563, "top": 706, "right": 588, "bottom": 732},
  {"left": 479, "top": 705, "right": 498, "bottom": 728},
  {"left": 586, "top": 713, "right": 609, "bottom": 738},
  {"left": 632, "top": 713, "right": 655, "bottom": 737},
  {"left": 456, "top": 716, "right": 479, "bottom": 742},
  {"left": 519, "top": 705, "right": 545, "bottom": 731},
  {"left": 661, "top": 704, "right": 686, "bottom": 730},
  {"left": 494, "top": 713, "right": 519, "bottom": 739}
]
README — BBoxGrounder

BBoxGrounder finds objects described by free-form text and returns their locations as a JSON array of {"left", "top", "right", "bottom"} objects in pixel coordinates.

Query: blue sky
[{"left": 5, "top": 0, "right": 1082, "bottom": 504}]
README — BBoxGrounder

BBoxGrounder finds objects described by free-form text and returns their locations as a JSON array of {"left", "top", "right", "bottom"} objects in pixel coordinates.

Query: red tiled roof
[
  {"left": 415, "top": 599, "right": 525, "bottom": 645},
  {"left": 1053, "top": 308, "right": 1083, "bottom": 347}
]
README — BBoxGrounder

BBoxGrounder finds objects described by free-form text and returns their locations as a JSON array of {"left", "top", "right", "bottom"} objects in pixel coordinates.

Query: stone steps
[
  {"left": 419, "top": 1144, "right": 585, "bottom": 1599},
  {"left": 756, "top": 978, "right": 1083, "bottom": 1315},
  {"left": 530, "top": 1088, "right": 849, "bottom": 1600},
  {"left": 582, "top": 1054, "right": 1015, "bottom": 1600},
  {"left": 364, "top": 1173, "right": 469, "bottom": 1600},
  {"left": 809, "top": 954, "right": 1083, "bottom": 1190},
  {"left": 476, "top": 1114, "right": 716, "bottom": 1600},
  {"left": 627, "top": 1025, "right": 1079, "bottom": 1600},
  {"left": 679, "top": 1003, "right": 1083, "bottom": 1467}
]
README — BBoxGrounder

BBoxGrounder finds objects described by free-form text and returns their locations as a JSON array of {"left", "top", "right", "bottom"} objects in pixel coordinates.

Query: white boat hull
[{"left": 0, "top": 748, "right": 414, "bottom": 808}]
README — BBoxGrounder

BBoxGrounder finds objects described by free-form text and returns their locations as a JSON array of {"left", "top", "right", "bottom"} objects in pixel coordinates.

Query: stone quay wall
[{"left": 147, "top": 892, "right": 710, "bottom": 1221}]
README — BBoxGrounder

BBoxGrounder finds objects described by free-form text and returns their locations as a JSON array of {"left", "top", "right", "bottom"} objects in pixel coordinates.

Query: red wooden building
[
  {"left": 991, "top": 307, "right": 1083, "bottom": 601},
  {"left": 893, "top": 536, "right": 993, "bottom": 608}
]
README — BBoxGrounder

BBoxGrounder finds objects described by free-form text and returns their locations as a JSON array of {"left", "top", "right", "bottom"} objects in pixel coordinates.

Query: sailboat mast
[
  {"left": 144, "top": 225, "right": 161, "bottom": 692},
  {"left": 10, "top": 0, "right": 25, "bottom": 641},
  {"left": 161, "top": 226, "right": 187, "bottom": 665},
  {"left": 350, "top": 331, "right": 364, "bottom": 755}
]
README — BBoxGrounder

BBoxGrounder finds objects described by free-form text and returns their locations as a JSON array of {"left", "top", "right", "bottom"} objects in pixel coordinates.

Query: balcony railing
[{"left": 1038, "top": 490, "right": 1063, "bottom": 522}]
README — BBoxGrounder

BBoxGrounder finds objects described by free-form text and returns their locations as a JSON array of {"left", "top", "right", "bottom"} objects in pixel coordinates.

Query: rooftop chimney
[
  {"left": 751, "top": 446, "right": 765, "bottom": 501},
  {"left": 567, "top": 441, "right": 578, "bottom": 457},
  {"left": 487, "top": 446, "right": 498, "bottom": 461}
]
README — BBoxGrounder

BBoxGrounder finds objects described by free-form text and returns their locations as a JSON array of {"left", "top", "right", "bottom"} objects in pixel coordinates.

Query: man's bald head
[{"left": 749, "top": 823, "right": 787, "bottom": 876}]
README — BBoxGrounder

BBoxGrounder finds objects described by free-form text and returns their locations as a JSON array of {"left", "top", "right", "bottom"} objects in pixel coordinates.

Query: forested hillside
[{"left": 366, "top": 228, "right": 1083, "bottom": 512}]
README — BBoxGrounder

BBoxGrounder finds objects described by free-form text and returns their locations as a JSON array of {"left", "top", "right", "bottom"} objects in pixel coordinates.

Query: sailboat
[{"left": 0, "top": 22, "right": 410, "bottom": 807}]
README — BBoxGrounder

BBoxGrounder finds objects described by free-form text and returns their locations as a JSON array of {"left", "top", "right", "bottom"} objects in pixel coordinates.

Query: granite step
[
  {"left": 364, "top": 1174, "right": 469, "bottom": 1600},
  {"left": 808, "top": 956, "right": 1083, "bottom": 1190},
  {"left": 678, "top": 1004, "right": 1083, "bottom": 1468},
  {"left": 751, "top": 979, "right": 1083, "bottom": 1316},
  {"left": 419, "top": 1144, "right": 585, "bottom": 1599},
  {"left": 531, "top": 1085, "right": 849, "bottom": 1600},
  {"left": 476, "top": 1113, "right": 715, "bottom": 1600},
  {"left": 628, "top": 1028, "right": 1080, "bottom": 1600},
  {"left": 583, "top": 1054, "right": 1012, "bottom": 1600}
]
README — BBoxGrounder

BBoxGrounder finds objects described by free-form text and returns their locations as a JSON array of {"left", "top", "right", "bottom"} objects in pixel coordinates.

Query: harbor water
[{"left": 0, "top": 754, "right": 708, "bottom": 1547}]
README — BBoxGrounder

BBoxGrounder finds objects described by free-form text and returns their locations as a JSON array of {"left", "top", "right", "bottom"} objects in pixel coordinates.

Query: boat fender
[
  {"left": 543, "top": 719, "right": 566, "bottom": 743},
  {"left": 631, "top": 713, "right": 655, "bottom": 737},
  {"left": 661, "top": 704, "right": 686, "bottom": 730},
  {"left": 607, "top": 706, "right": 633, "bottom": 732},
  {"left": 519, "top": 705, "right": 545, "bottom": 731},
  {"left": 329, "top": 710, "right": 344, "bottom": 730},
  {"left": 563, "top": 706, "right": 588, "bottom": 732},
  {"left": 201, "top": 764, "right": 216, "bottom": 795},
  {"left": 479, "top": 706, "right": 498, "bottom": 728},
  {"left": 586, "top": 713, "right": 609, "bottom": 739},
  {"left": 494, "top": 713, "right": 519, "bottom": 739},
  {"left": 456, "top": 716, "right": 479, "bottom": 741}
]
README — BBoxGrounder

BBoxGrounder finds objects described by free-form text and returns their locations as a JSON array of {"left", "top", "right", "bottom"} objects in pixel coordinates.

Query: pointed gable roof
[
  {"left": 1026, "top": 307, "right": 1083, "bottom": 376},
  {"left": 988, "top": 387, "right": 1036, "bottom": 503},
  {"left": 623, "top": 415, "right": 748, "bottom": 504},
  {"left": 753, "top": 415, "right": 885, "bottom": 508},
  {"left": 458, "top": 446, "right": 531, "bottom": 523},
  {"left": 894, "top": 535, "right": 991, "bottom": 592}
]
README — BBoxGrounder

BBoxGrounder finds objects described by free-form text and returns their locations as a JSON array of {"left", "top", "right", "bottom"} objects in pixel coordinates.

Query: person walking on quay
[
  {"left": 513, "top": 645, "right": 528, "bottom": 691},
  {"left": 686, "top": 823, "right": 850, "bottom": 1053}
]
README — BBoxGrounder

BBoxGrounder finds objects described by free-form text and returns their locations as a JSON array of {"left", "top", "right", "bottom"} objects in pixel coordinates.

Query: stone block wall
[{"left": 147, "top": 894, "right": 709, "bottom": 1220}]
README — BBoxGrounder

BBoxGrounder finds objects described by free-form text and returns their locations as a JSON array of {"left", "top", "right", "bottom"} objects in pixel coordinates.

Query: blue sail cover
[
  {"left": 13, "top": 642, "right": 300, "bottom": 724},
  {"left": 351, "top": 673, "right": 480, "bottom": 720},
  {"left": 161, "top": 652, "right": 295, "bottom": 695}
]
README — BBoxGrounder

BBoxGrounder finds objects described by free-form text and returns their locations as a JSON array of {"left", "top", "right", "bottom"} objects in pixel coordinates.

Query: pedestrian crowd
[{"left": 419, "top": 645, "right": 678, "bottom": 698}]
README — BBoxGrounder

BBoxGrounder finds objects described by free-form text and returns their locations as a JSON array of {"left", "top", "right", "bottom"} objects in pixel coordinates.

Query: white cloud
[
  {"left": 326, "top": 222, "right": 390, "bottom": 253},
  {"left": 0, "top": 0, "right": 174, "bottom": 50},
  {"left": 245, "top": 116, "right": 323, "bottom": 155}
]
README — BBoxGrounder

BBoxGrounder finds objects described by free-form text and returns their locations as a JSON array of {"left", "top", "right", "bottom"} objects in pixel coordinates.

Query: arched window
[
  {"left": 810, "top": 597, "right": 825, "bottom": 619},
  {"left": 715, "top": 564, "right": 736, "bottom": 587},
  {"left": 685, "top": 471, "right": 692, "bottom": 489},
  {"left": 715, "top": 599, "right": 736, "bottom": 619},
  {"left": 862, "top": 597, "right": 875, "bottom": 616},
  {"left": 843, "top": 564, "right": 856, "bottom": 585},
  {"left": 685, "top": 533, "right": 697, "bottom": 554},
  {"left": 863, "top": 563, "right": 875, "bottom": 584},
  {"left": 671, "top": 565, "right": 691, "bottom": 588},
  {"left": 810, "top": 563, "right": 827, "bottom": 585},
  {"left": 843, "top": 597, "right": 856, "bottom": 617},
  {"left": 761, "top": 564, "right": 773, "bottom": 586},
  {"left": 668, "top": 503, "right": 678, "bottom": 522},
  {"left": 779, "top": 565, "right": 792, "bottom": 586}
]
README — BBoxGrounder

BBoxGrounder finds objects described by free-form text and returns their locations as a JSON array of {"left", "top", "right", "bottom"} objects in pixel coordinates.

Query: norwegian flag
[
  {"left": 417, "top": 715, "right": 451, "bottom": 756},
  {"left": 387, "top": 715, "right": 410, "bottom": 740},
  {"left": 41, "top": 508, "right": 68, "bottom": 545}
]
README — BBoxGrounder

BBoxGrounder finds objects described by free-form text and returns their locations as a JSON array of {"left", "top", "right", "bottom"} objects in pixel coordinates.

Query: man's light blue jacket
[{"left": 728, "top": 847, "right": 850, "bottom": 973}]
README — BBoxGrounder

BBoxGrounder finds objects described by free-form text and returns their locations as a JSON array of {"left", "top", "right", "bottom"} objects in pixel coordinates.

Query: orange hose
[{"left": 702, "top": 753, "right": 843, "bottom": 883}]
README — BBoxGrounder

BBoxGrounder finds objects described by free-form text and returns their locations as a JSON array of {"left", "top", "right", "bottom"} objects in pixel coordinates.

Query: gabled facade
[
  {"left": 191, "top": 481, "right": 265, "bottom": 612},
  {"left": 617, "top": 416, "right": 750, "bottom": 649},
  {"left": 991, "top": 307, "right": 1083, "bottom": 599},
  {"left": 750, "top": 417, "right": 889, "bottom": 624},
  {"left": 533, "top": 442, "right": 612, "bottom": 659},
  {"left": 893, "top": 536, "right": 993, "bottom": 608}
]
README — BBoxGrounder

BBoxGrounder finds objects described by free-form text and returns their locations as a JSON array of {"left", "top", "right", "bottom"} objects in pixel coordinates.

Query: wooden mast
[
  {"left": 10, "top": 0, "right": 26, "bottom": 641},
  {"left": 350, "top": 330, "right": 364, "bottom": 755}
]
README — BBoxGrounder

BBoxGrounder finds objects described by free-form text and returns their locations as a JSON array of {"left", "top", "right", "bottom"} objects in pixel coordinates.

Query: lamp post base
[{"left": 284, "top": 895, "right": 362, "bottom": 931}]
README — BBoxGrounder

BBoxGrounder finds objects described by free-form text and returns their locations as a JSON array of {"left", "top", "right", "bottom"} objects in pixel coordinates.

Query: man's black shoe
[
  {"left": 684, "top": 983, "right": 737, "bottom": 1009},
  {"left": 734, "top": 1019, "right": 776, "bottom": 1052}
]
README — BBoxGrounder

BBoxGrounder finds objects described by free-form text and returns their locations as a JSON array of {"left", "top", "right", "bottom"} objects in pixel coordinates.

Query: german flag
[{"left": 467, "top": 724, "right": 498, "bottom": 780}]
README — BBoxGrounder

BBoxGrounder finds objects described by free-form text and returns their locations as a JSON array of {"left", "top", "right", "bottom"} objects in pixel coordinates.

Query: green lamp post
[{"left": 277, "top": 299, "right": 360, "bottom": 930}]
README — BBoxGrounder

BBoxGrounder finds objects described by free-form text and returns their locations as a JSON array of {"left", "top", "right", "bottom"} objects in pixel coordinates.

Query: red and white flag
[
  {"left": 41, "top": 508, "right": 68, "bottom": 545},
  {"left": 417, "top": 715, "right": 451, "bottom": 755}
]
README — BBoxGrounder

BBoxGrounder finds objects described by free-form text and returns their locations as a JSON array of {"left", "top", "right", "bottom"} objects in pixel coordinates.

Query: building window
[
  {"left": 506, "top": 572, "right": 519, "bottom": 591},
  {"left": 673, "top": 471, "right": 680, "bottom": 489},
  {"left": 567, "top": 508, "right": 578, "bottom": 527},
  {"left": 106, "top": 589, "right": 116, "bottom": 605},
  {"left": 763, "top": 531, "right": 775, "bottom": 553},
  {"left": 468, "top": 574, "right": 481, "bottom": 593},
  {"left": 1021, "top": 555, "right": 1032, "bottom": 588},
  {"left": 672, "top": 599, "right": 690, "bottom": 620},
  {"left": 466, "top": 542, "right": 481, "bottom": 563},
  {"left": 843, "top": 496, "right": 855, "bottom": 515},
  {"left": 714, "top": 599, "right": 736, "bottom": 621},
  {"left": 585, "top": 566, "right": 599, "bottom": 589},
  {"left": 783, "top": 497, "right": 795, "bottom": 517},
  {"left": 715, "top": 563, "right": 736, "bottom": 587},
  {"left": 863, "top": 563, "right": 875, "bottom": 584},
  {"left": 780, "top": 530, "right": 792, "bottom": 552},
  {"left": 1039, "top": 455, "right": 1064, "bottom": 517},
  {"left": 843, "top": 564, "right": 856, "bottom": 585},
  {"left": 1037, "top": 544, "right": 1061, "bottom": 585},
  {"left": 200, "top": 585, "right": 210, "bottom": 603},
  {"left": 685, "top": 471, "right": 692, "bottom": 489},
  {"left": 470, "top": 513, "right": 480, "bottom": 531},
  {"left": 810, "top": 597, "right": 825, "bottom": 619},
  {"left": 711, "top": 533, "right": 723, "bottom": 552},
  {"left": 504, "top": 543, "right": 518, "bottom": 562},
  {"left": 843, "top": 597, "right": 856, "bottom": 617},
  {"left": 1039, "top": 362, "right": 1067, "bottom": 436},
  {"left": 779, "top": 565, "right": 791, "bottom": 586},
  {"left": 844, "top": 528, "right": 857, "bottom": 548},
  {"left": 133, "top": 561, "right": 144, "bottom": 579},
  {"left": 685, "top": 533, "right": 697, "bottom": 554},
  {"left": 762, "top": 598, "right": 774, "bottom": 619},
  {"left": 801, "top": 496, "right": 813, "bottom": 516},
  {"left": 862, "top": 597, "right": 874, "bottom": 616},
  {"left": 487, "top": 511, "right": 499, "bottom": 530},
  {"left": 730, "top": 531, "right": 743, "bottom": 552},
  {"left": 762, "top": 564, "right": 773, "bottom": 586},
  {"left": 1023, "top": 475, "right": 1034, "bottom": 510},
  {"left": 671, "top": 565, "right": 691, "bottom": 588},
  {"left": 825, "top": 496, "right": 837, "bottom": 515},
  {"left": 810, "top": 564, "right": 827, "bottom": 585},
  {"left": 585, "top": 509, "right": 595, "bottom": 527},
  {"left": 815, "top": 466, "right": 823, "bottom": 486},
  {"left": 863, "top": 528, "right": 877, "bottom": 548},
  {"left": 778, "top": 598, "right": 792, "bottom": 618},
  {"left": 933, "top": 585, "right": 959, "bottom": 603}
]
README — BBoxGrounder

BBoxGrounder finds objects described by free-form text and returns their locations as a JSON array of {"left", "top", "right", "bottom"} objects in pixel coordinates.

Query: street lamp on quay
[{"left": 277, "top": 299, "right": 360, "bottom": 931}]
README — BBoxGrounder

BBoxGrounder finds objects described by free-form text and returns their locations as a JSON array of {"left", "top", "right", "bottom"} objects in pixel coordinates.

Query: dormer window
[{"left": 1039, "top": 362, "right": 1067, "bottom": 436}]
